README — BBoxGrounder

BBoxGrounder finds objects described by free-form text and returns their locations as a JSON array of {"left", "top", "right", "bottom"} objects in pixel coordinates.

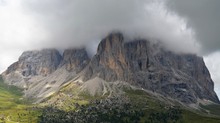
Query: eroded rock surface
[
  {"left": 82, "top": 33, "right": 219, "bottom": 104},
  {"left": 1, "top": 33, "right": 219, "bottom": 104}
]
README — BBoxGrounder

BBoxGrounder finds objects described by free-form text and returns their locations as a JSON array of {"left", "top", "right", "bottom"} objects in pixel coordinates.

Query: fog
[
  {"left": 21, "top": 0, "right": 199, "bottom": 53},
  {"left": 167, "top": 0, "right": 220, "bottom": 54}
]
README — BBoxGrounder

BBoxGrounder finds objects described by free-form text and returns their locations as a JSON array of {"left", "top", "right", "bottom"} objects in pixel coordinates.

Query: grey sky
[
  {"left": 0, "top": 0, "right": 220, "bottom": 96},
  {"left": 20, "top": 0, "right": 199, "bottom": 53},
  {"left": 167, "top": 0, "right": 220, "bottom": 54}
]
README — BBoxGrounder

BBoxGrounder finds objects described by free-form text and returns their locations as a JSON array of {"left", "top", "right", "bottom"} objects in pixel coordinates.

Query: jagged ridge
[
  {"left": 81, "top": 33, "right": 219, "bottom": 104},
  {"left": 1, "top": 32, "right": 219, "bottom": 104}
]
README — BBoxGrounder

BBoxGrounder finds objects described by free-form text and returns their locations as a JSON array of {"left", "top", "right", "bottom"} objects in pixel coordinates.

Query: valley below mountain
[{"left": 0, "top": 33, "right": 220, "bottom": 123}]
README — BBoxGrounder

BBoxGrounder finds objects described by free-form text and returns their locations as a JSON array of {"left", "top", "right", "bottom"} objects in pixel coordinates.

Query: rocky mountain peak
[
  {"left": 82, "top": 33, "right": 219, "bottom": 104},
  {"left": 97, "top": 32, "right": 124, "bottom": 54},
  {"left": 1, "top": 48, "right": 90, "bottom": 100},
  {"left": 83, "top": 32, "right": 127, "bottom": 82},
  {"left": 5, "top": 49, "right": 62, "bottom": 77},
  {"left": 1, "top": 33, "right": 219, "bottom": 105}
]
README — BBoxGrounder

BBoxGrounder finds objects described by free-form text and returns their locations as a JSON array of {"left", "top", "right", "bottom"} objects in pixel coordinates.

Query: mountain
[
  {"left": 82, "top": 33, "right": 219, "bottom": 104},
  {"left": 2, "top": 48, "right": 90, "bottom": 102},
  {"left": 1, "top": 33, "right": 220, "bottom": 122},
  {"left": 2, "top": 32, "right": 218, "bottom": 105}
]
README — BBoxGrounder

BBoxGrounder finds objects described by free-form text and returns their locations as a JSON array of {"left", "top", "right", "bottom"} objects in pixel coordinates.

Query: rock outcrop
[
  {"left": 2, "top": 48, "right": 90, "bottom": 102},
  {"left": 1, "top": 32, "right": 219, "bottom": 104},
  {"left": 5, "top": 49, "right": 62, "bottom": 77},
  {"left": 61, "top": 48, "right": 90, "bottom": 73},
  {"left": 82, "top": 33, "right": 219, "bottom": 104}
]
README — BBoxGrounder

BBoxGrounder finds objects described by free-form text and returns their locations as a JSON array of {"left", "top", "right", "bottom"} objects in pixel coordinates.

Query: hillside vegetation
[
  {"left": 0, "top": 76, "right": 40, "bottom": 123},
  {"left": 0, "top": 75, "right": 219, "bottom": 123},
  {"left": 38, "top": 83, "right": 220, "bottom": 123}
]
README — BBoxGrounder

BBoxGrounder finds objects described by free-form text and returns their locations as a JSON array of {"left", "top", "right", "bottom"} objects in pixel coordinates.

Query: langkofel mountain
[{"left": 1, "top": 33, "right": 220, "bottom": 122}]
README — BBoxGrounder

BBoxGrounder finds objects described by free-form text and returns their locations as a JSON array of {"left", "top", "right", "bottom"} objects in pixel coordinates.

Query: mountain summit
[{"left": 1, "top": 33, "right": 219, "bottom": 105}]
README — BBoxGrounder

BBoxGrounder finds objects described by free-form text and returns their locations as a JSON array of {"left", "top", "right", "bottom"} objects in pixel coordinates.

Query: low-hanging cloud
[
  {"left": 0, "top": 0, "right": 200, "bottom": 73},
  {"left": 22, "top": 0, "right": 199, "bottom": 53},
  {"left": 167, "top": 0, "right": 220, "bottom": 55}
]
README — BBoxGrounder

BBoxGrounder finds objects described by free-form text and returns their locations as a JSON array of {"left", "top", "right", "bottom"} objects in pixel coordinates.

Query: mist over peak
[{"left": 21, "top": 0, "right": 199, "bottom": 54}]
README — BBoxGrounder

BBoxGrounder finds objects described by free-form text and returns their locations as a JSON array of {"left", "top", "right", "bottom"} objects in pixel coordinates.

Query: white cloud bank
[
  {"left": 0, "top": 0, "right": 49, "bottom": 72},
  {"left": 22, "top": 0, "right": 199, "bottom": 53}
]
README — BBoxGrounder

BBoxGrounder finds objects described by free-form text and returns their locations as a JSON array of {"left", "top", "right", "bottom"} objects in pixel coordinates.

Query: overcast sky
[{"left": 0, "top": 0, "right": 220, "bottom": 97}]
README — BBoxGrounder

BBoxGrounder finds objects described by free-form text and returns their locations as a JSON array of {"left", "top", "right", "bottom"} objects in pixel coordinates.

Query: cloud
[
  {"left": 21, "top": 0, "right": 199, "bottom": 53},
  {"left": 167, "top": 0, "right": 220, "bottom": 54},
  {"left": 0, "top": 0, "right": 50, "bottom": 73}
]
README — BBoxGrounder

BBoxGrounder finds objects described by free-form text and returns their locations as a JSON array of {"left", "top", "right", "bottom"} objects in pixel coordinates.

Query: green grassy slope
[
  {"left": 200, "top": 103, "right": 220, "bottom": 116},
  {"left": 0, "top": 76, "right": 40, "bottom": 123},
  {"left": 39, "top": 83, "right": 220, "bottom": 123},
  {"left": 182, "top": 110, "right": 220, "bottom": 123},
  {"left": 0, "top": 75, "right": 219, "bottom": 123},
  {"left": 126, "top": 89, "right": 220, "bottom": 123}
]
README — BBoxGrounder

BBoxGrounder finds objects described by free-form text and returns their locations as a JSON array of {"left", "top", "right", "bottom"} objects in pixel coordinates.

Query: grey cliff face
[
  {"left": 82, "top": 33, "right": 219, "bottom": 104},
  {"left": 2, "top": 48, "right": 90, "bottom": 101},
  {"left": 4, "top": 48, "right": 90, "bottom": 77},
  {"left": 61, "top": 48, "right": 90, "bottom": 73},
  {"left": 6, "top": 49, "right": 62, "bottom": 77},
  {"left": 93, "top": 33, "right": 127, "bottom": 81}
]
